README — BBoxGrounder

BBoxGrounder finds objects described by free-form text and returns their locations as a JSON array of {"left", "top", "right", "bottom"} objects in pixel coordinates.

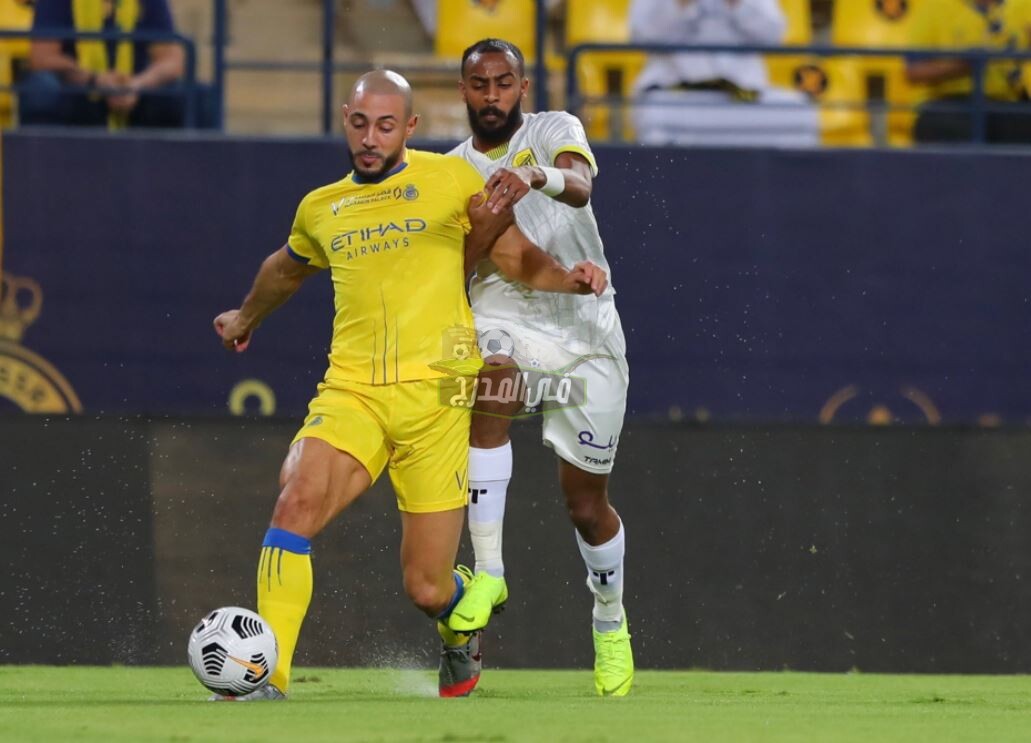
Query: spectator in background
[
  {"left": 907, "top": 0, "right": 1031, "bottom": 144},
  {"left": 629, "top": 0, "right": 818, "bottom": 147},
  {"left": 21, "top": 0, "right": 185, "bottom": 128}
]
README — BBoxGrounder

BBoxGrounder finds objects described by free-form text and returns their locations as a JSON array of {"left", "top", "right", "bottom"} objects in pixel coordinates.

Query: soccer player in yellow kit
[{"left": 212, "top": 70, "right": 607, "bottom": 700}]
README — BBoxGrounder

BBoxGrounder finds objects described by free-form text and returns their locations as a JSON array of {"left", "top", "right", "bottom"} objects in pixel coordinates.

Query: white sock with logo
[
  {"left": 576, "top": 521, "right": 625, "bottom": 631},
  {"left": 468, "top": 442, "right": 512, "bottom": 578}
]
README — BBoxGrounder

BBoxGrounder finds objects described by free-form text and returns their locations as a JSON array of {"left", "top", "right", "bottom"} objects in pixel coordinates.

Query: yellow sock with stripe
[{"left": 257, "top": 527, "right": 313, "bottom": 694}]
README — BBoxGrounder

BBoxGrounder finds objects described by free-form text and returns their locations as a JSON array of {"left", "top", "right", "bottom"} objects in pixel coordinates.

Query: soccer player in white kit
[{"left": 445, "top": 39, "right": 633, "bottom": 696}]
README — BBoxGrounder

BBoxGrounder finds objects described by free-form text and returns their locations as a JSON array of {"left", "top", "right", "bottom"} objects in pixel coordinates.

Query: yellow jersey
[
  {"left": 287, "top": 149, "right": 484, "bottom": 385},
  {"left": 909, "top": 0, "right": 1031, "bottom": 100}
]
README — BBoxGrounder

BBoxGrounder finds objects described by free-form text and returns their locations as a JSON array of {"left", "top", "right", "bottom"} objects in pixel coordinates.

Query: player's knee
[
  {"left": 470, "top": 413, "right": 512, "bottom": 448},
  {"left": 402, "top": 570, "right": 450, "bottom": 616},
  {"left": 270, "top": 474, "right": 327, "bottom": 533},
  {"left": 564, "top": 484, "right": 609, "bottom": 533}
]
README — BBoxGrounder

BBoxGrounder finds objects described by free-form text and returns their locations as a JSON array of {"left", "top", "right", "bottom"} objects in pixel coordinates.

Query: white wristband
[{"left": 537, "top": 166, "right": 565, "bottom": 197}]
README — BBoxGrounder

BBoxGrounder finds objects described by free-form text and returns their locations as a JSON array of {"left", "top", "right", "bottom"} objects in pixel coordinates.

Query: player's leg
[
  {"left": 257, "top": 437, "right": 372, "bottom": 695},
  {"left": 399, "top": 507, "right": 467, "bottom": 616},
  {"left": 252, "top": 385, "right": 389, "bottom": 698},
  {"left": 387, "top": 379, "right": 484, "bottom": 696},
  {"left": 543, "top": 344, "right": 633, "bottom": 696},
  {"left": 559, "top": 462, "right": 624, "bottom": 621},
  {"left": 449, "top": 356, "right": 521, "bottom": 632}
]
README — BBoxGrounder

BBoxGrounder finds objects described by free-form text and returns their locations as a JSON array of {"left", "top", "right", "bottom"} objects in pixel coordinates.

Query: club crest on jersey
[{"left": 512, "top": 148, "right": 538, "bottom": 167}]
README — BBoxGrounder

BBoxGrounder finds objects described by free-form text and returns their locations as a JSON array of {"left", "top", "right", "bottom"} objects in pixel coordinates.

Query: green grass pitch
[{"left": 2, "top": 666, "right": 1031, "bottom": 742}]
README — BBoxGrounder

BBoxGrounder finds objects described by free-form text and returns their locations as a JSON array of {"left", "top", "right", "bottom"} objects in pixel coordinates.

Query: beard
[
  {"left": 348, "top": 145, "right": 403, "bottom": 179},
  {"left": 466, "top": 100, "right": 523, "bottom": 146}
]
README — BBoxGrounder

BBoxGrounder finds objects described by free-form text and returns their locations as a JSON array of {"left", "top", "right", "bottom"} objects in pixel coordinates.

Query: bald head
[{"left": 349, "top": 69, "right": 413, "bottom": 118}]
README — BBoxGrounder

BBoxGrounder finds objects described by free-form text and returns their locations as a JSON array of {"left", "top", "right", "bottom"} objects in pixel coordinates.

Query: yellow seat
[
  {"left": 435, "top": 0, "right": 537, "bottom": 61},
  {"left": 779, "top": 0, "right": 812, "bottom": 46},
  {"left": 0, "top": 0, "right": 33, "bottom": 127},
  {"left": 764, "top": 1, "right": 811, "bottom": 84},
  {"left": 566, "top": 0, "right": 642, "bottom": 140},
  {"left": 831, "top": 0, "right": 922, "bottom": 145},
  {"left": 767, "top": 56, "right": 873, "bottom": 146}
]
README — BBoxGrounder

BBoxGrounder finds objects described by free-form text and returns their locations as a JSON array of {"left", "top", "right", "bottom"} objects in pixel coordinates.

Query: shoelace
[{"left": 595, "top": 632, "right": 629, "bottom": 675}]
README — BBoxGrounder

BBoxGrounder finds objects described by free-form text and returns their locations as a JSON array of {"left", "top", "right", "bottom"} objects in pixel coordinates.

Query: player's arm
[
  {"left": 464, "top": 191, "right": 514, "bottom": 278},
  {"left": 488, "top": 224, "right": 607, "bottom": 296},
  {"left": 905, "top": 58, "right": 970, "bottom": 85},
  {"left": 213, "top": 246, "right": 321, "bottom": 352},
  {"left": 483, "top": 151, "right": 594, "bottom": 212}
]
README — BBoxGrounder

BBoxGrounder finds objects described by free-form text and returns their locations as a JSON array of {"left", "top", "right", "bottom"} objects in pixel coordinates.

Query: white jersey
[{"left": 449, "top": 111, "right": 619, "bottom": 354}]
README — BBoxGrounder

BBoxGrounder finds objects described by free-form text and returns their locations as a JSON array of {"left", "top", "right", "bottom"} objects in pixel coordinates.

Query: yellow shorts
[{"left": 292, "top": 377, "right": 472, "bottom": 513}]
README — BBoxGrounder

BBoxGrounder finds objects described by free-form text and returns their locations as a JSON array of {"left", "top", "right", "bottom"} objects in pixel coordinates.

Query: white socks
[
  {"left": 467, "top": 443, "right": 512, "bottom": 578},
  {"left": 576, "top": 521, "right": 625, "bottom": 630}
]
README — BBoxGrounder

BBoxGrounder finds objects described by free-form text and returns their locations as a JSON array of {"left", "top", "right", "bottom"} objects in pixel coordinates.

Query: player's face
[
  {"left": 460, "top": 51, "right": 528, "bottom": 145},
  {"left": 342, "top": 92, "right": 418, "bottom": 179}
]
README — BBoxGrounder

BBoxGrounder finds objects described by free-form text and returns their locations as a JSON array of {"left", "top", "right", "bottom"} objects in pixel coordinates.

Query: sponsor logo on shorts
[
  {"left": 306, "top": 415, "right": 324, "bottom": 427},
  {"left": 577, "top": 430, "right": 617, "bottom": 451}
]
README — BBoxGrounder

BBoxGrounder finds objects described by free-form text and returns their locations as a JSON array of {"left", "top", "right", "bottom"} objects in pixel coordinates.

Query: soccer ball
[
  {"left": 187, "top": 607, "right": 278, "bottom": 697},
  {"left": 478, "top": 328, "right": 515, "bottom": 358}
]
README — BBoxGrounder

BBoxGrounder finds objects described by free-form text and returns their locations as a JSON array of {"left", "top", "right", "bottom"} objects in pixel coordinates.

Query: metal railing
[
  {"left": 1, "top": 27, "right": 199, "bottom": 127},
  {"left": 566, "top": 42, "right": 1031, "bottom": 145},
  {"left": 210, "top": 0, "right": 551, "bottom": 135}
]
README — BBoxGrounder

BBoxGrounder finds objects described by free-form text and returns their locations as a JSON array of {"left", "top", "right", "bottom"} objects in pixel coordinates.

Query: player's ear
[
  {"left": 520, "top": 77, "right": 529, "bottom": 100},
  {"left": 340, "top": 103, "right": 350, "bottom": 129},
  {"left": 406, "top": 113, "right": 419, "bottom": 137}
]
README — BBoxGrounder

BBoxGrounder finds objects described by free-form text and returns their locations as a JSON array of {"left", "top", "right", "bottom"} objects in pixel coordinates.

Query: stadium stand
[
  {"left": 565, "top": 0, "right": 642, "bottom": 140},
  {"left": 0, "top": 0, "right": 33, "bottom": 127},
  {"left": 436, "top": 0, "right": 536, "bottom": 62},
  {"left": 765, "top": 0, "right": 873, "bottom": 146},
  {"left": 830, "top": 0, "right": 921, "bottom": 145}
]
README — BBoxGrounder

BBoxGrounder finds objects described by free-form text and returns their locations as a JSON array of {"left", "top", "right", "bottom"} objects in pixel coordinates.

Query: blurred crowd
[{"left": 1, "top": 0, "right": 1028, "bottom": 146}]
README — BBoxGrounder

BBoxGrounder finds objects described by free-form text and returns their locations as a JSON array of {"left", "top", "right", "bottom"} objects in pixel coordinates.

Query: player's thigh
[
  {"left": 541, "top": 351, "right": 628, "bottom": 475},
  {"left": 276, "top": 383, "right": 391, "bottom": 534},
  {"left": 470, "top": 356, "right": 520, "bottom": 446},
  {"left": 276, "top": 438, "right": 372, "bottom": 526},
  {"left": 387, "top": 379, "right": 473, "bottom": 514}
]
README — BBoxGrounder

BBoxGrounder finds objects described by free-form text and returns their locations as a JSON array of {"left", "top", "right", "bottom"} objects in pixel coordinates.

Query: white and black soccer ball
[
  {"left": 478, "top": 328, "right": 515, "bottom": 359},
  {"left": 187, "top": 607, "right": 278, "bottom": 697}
]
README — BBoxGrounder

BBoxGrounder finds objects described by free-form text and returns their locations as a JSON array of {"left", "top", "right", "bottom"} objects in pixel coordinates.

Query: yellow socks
[{"left": 257, "top": 528, "right": 313, "bottom": 693}]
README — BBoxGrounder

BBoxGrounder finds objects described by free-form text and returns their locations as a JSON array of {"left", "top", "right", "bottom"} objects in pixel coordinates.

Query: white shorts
[{"left": 474, "top": 317, "right": 629, "bottom": 475}]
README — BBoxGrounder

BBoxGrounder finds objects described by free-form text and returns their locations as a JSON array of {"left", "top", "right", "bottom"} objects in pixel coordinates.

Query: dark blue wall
[{"left": 4, "top": 131, "right": 1029, "bottom": 422}]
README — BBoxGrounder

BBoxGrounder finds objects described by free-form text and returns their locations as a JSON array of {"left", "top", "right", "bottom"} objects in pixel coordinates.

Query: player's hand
[
  {"left": 564, "top": 261, "right": 608, "bottom": 296},
  {"left": 468, "top": 191, "right": 514, "bottom": 244},
  {"left": 213, "top": 310, "right": 254, "bottom": 353},
  {"left": 485, "top": 166, "right": 536, "bottom": 214}
]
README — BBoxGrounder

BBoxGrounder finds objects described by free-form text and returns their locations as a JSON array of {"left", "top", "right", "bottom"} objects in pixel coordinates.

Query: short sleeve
[
  {"left": 540, "top": 113, "right": 599, "bottom": 177},
  {"left": 139, "top": 0, "right": 175, "bottom": 31},
  {"left": 286, "top": 195, "right": 329, "bottom": 269},
  {"left": 444, "top": 156, "right": 487, "bottom": 234}
]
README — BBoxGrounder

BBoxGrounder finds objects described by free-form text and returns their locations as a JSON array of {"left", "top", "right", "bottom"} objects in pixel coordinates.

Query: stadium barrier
[
  {"left": 4, "top": 416, "right": 1031, "bottom": 672},
  {"left": 2, "top": 131, "right": 1028, "bottom": 423},
  {"left": 0, "top": 27, "right": 201, "bottom": 127},
  {"left": 566, "top": 42, "right": 1031, "bottom": 145}
]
